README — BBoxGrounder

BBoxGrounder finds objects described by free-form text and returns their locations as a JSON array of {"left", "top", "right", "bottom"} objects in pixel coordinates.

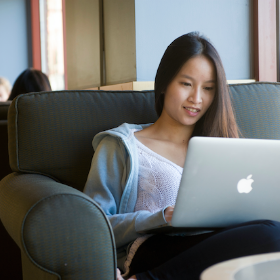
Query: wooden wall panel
[
  {"left": 65, "top": 0, "right": 101, "bottom": 90},
  {"left": 103, "top": 0, "right": 136, "bottom": 85},
  {"left": 254, "top": 0, "right": 277, "bottom": 82},
  {"left": 30, "top": 0, "right": 41, "bottom": 70},
  {"left": 62, "top": 0, "right": 68, "bottom": 89}
]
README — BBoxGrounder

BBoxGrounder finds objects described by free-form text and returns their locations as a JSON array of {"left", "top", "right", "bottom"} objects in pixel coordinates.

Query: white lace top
[
  {"left": 134, "top": 132, "right": 183, "bottom": 212},
  {"left": 122, "top": 129, "right": 183, "bottom": 276}
]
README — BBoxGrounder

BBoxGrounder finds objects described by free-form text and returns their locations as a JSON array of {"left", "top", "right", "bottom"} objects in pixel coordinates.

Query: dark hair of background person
[
  {"left": 8, "top": 68, "right": 52, "bottom": 100},
  {"left": 154, "top": 32, "right": 239, "bottom": 138}
]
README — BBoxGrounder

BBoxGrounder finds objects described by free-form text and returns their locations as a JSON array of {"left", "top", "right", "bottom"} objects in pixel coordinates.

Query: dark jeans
[{"left": 131, "top": 220, "right": 280, "bottom": 280}]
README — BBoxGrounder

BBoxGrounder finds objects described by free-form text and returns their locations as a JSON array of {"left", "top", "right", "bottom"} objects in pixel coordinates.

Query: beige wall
[
  {"left": 103, "top": 0, "right": 136, "bottom": 85},
  {"left": 65, "top": 0, "right": 102, "bottom": 90}
]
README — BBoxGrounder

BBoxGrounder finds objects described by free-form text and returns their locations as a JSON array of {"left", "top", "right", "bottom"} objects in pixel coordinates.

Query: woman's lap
[
  {"left": 128, "top": 231, "right": 216, "bottom": 276},
  {"left": 131, "top": 220, "right": 280, "bottom": 280}
]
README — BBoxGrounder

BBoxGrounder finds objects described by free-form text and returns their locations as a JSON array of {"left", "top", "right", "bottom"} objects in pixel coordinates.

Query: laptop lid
[{"left": 171, "top": 137, "right": 280, "bottom": 228}]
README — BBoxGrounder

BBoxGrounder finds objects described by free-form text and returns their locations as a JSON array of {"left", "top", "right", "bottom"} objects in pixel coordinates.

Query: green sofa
[{"left": 1, "top": 82, "right": 280, "bottom": 279}]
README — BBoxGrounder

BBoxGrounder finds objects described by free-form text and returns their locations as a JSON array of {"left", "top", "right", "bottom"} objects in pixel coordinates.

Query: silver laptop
[{"left": 137, "top": 137, "right": 280, "bottom": 234}]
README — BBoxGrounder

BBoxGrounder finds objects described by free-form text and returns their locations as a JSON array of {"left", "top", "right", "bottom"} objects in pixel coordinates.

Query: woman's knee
[
  {"left": 221, "top": 219, "right": 280, "bottom": 246},
  {"left": 222, "top": 220, "right": 280, "bottom": 255},
  {"left": 254, "top": 219, "right": 280, "bottom": 229},
  {"left": 252, "top": 219, "right": 280, "bottom": 239}
]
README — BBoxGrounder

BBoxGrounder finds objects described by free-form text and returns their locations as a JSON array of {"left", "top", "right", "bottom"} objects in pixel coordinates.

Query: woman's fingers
[
  {"left": 117, "top": 268, "right": 124, "bottom": 280},
  {"left": 116, "top": 269, "right": 137, "bottom": 280},
  {"left": 164, "top": 205, "right": 175, "bottom": 222}
]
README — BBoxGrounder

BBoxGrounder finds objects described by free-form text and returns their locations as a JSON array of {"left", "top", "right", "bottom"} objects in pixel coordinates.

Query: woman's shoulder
[{"left": 92, "top": 122, "right": 153, "bottom": 149}]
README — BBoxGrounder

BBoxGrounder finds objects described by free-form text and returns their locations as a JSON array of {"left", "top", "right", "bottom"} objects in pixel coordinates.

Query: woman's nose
[{"left": 188, "top": 87, "right": 202, "bottom": 104}]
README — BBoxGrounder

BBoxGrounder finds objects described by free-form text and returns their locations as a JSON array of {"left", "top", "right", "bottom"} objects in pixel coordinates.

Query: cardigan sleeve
[{"left": 83, "top": 135, "right": 167, "bottom": 249}]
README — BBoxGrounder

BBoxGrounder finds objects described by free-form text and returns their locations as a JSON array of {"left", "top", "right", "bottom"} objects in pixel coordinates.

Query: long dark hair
[
  {"left": 155, "top": 32, "right": 239, "bottom": 138},
  {"left": 8, "top": 68, "right": 52, "bottom": 100}
]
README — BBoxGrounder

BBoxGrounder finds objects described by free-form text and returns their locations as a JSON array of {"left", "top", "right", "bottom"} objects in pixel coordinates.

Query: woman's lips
[{"left": 183, "top": 106, "right": 200, "bottom": 117}]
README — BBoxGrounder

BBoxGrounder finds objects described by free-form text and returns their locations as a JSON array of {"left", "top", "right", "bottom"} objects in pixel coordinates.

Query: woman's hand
[
  {"left": 164, "top": 205, "right": 174, "bottom": 222},
  {"left": 117, "top": 269, "right": 137, "bottom": 280},
  {"left": 117, "top": 269, "right": 124, "bottom": 280}
]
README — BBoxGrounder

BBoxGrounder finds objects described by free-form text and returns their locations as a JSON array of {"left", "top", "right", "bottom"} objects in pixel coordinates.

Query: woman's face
[{"left": 162, "top": 55, "right": 216, "bottom": 128}]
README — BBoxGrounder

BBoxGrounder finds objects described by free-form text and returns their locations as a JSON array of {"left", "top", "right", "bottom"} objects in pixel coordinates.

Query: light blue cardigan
[{"left": 83, "top": 123, "right": 167, "bottom": 268}]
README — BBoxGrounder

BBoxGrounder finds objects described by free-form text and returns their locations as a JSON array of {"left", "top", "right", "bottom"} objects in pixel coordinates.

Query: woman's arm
[{"left": 84, "top": 135, "right": 167, "bottom": 248}]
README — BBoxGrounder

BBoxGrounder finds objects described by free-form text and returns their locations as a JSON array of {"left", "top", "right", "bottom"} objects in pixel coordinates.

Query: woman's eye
[
  {"left": 183, "top": 82, "right": 191, "bottom": 86},
  {"left": 204, "top": 87, "right": 214, "bottom": 91}
]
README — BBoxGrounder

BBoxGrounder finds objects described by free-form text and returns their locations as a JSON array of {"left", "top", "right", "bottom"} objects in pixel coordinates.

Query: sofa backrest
[
  {"left": 229, "top": 82, "right": 280, "bottom": 139},
  {"left": 8, "top": 83, "right": 280, "bottom": 191},
  {"left": 8, "top": 90, "right": 158, "bottom": 191}
]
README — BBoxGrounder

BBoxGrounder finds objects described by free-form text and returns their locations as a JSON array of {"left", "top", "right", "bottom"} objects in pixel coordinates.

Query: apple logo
[{"left": 237, "top": 174, "right": 254, "bottom": 193}]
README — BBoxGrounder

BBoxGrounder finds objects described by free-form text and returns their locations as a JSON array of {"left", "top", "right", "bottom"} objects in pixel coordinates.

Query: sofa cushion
[
  {"left": 230, "top": 82, "right": 280, "bottom": 139},
  {"left": 8, "top": 90, "right": 158, "bottom": 191}
]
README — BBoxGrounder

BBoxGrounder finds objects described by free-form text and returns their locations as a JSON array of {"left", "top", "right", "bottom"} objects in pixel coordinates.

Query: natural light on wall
[{"left": 39, "top": 0, "right": 65, "bottom": 90}]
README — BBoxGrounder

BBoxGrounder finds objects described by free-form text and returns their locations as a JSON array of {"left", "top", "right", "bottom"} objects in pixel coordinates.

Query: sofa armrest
[{"left": 0, "top": 173, "right": 116, "bottom": 280}]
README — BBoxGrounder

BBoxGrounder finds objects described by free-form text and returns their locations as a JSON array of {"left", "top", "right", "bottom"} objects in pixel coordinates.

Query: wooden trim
[
  {"left": 99, "top": 82, "right": 133, "bottom": 91},
  {"left": 98, "top": 80, "right": 257, "bottom": 91},
  {"left": 30, "top": 0, "right": 41, "bottom": 70},
  {"left": 99, "top": 82, "right": 154, "bottom": 91},
  {"left": 253, "top": 0, "right": 259, "bottom": 81},
  {"left": 254, "top": 0, "right": 277, "bottom": 82},
  {"left": 99, "top": 0, "right": 105, "bottom": 86},
  {"left": 227, "top": 79, "right": 256, "bottom": 84},
  {"left": 85, "top": 87, "right": 99, "bottom": 90},
  {"left": 132, "top": 81, "right": 155, "bottom": 90},
  {"left": 277, "top": 0, "right": 280, "bottom": 81},
  {"left": 62, "top": 0, "right": 68, "bottom": 89}
]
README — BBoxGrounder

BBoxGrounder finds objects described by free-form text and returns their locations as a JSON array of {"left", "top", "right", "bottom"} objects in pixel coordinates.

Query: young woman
[{"left": 84, "top": 32, "right": 280, "bottom": 280}]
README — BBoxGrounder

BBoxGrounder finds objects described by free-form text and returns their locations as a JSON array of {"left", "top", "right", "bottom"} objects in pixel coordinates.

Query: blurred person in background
[
  {"left": 0, "top": 77, "right": 11, "bottom": 102},
  {"left": 8, "top": 68, "right": 51, "bottom": 101}
]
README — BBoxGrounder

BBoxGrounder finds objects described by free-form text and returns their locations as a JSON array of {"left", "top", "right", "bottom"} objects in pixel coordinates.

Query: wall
[
  {"left": 0, "top": 0, "right": 30, "bottom": 86},
  {"left": 0, "top": 0, "right": 253, "bottom": 88},
  {"left": 135, "top": 0, "right": 253, "bottom": 81}
]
